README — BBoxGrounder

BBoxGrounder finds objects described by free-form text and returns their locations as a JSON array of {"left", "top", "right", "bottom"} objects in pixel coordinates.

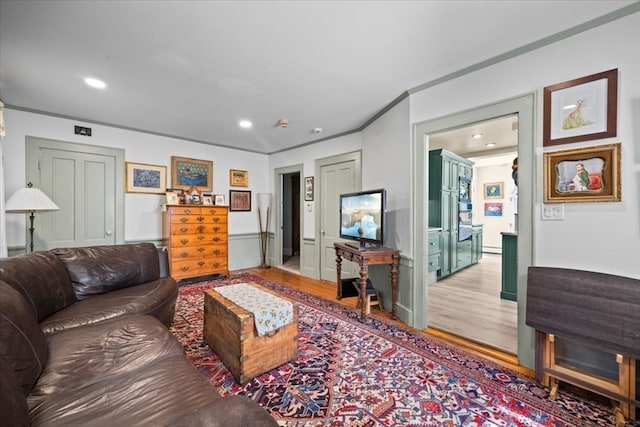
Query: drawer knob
[
  {"left": 184, "top": 209, "right": 191, "bottom": 214},
  {"left": 197, "top": 216, "right": 205, "bottom": 222},
  {"left": 213, "top": 226, "right": 220, "bottom": 232},
  {"left": 213, "top": 217, "right": 220, "bottom": 223},
  {"left": 180, "top": 227, "right": 188, "bottom": 233},
  {"left": 198, "top": 235, "right": 205, "bottom": 240},
  {"left": 197, "top": 247, "right": 205, "bottom": 253},
  {"left": 180, "top": 266, "right": 190, "bottom": 272},
  {"left": 198, "top": 261, "right": 205, "bottom": 267},
  {"left": 213, "top": 262, "right": 220, "bottom": 268},
  {"left": 180, "top": 239, "right": 189, "bottom": 244},
  {"left": 213, "top": 249, "right": 220, "bottom": 255},
  {"left": 213, "top": 237, "right": 220, "bottom": 242},
  {"left": 197, "top": 226, "right": 204, "bottom": 232},
  {"left": 180, "top": 217, "right": 188, "bottom": 223},
  {"left": 180, "top": 252, "right": 188, "bottom": 258}
]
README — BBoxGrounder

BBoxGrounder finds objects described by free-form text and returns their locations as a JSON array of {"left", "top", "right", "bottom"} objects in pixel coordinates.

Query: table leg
[
  {"left": 336, "top": 254, "right": 343, "bottom": 299},
  {"left": 390, "top": 254, "right": 399, "bottom": 319},
  {"left": 359, "top": 264, "right": 368, "bottom": 321}
]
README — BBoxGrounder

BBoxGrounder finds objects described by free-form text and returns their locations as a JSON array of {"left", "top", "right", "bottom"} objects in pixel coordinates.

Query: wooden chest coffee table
[{"left": 203, "top": 284, "right": 298, "bottom": 383}]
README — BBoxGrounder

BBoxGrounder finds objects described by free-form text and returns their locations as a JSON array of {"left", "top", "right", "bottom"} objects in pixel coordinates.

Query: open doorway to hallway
[{"left": 281, "top": 171, "right": 300, "bottom": 274}]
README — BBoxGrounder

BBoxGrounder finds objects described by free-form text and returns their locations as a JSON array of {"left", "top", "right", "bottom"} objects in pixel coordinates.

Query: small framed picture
[
  {"left": 202, "top": 192, "right": 213, "bottom": 206},
  {"left": 125, "top": 162, "right": 167, "bottom": 194},
  {"left": 229, "top": 190, "right": 251, "bottom": 211},
  {"left": 304, "top": 176, "right": 314, "bottom": 201},
  {"left": 484, "top": 182, "right": 503, "bottom": 199},
  {"left": 543, "top": 68, "right": 618, "bottom": 147},
  {"left": 230, "top": 169, "right": 249, "bottom": 187},
  {"left": 187, "top": 185, "right": 202, "bottom": 204},
  {"left": 165, "top": 191, "right": 179, "bottom": 205},
  {"left": 214, "top": 194, "right": 225, "bottom": 206},
  {"left": 543, "top": 143, "right": 621, "bottom": 203}
]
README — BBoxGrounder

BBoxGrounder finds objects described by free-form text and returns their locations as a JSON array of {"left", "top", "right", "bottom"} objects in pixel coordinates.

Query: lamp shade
[
  {"left": 5, "top": 186, "right": 59, "bottom": 213},
  {"left": 256, "top": 193, "right": 272, "bottom": 230}
]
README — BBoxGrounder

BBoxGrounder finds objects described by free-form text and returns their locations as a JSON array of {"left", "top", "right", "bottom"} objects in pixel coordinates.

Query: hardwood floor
[
  {"left": 428, "top": 253, "right": 518, "bottom": 355},
  {"left": 244, "top": 264, "right": 531, "bottom": 377}
]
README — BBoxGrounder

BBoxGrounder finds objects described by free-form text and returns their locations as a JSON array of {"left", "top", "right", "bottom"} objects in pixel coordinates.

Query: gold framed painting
[
  {"left": 543, "top": 68, "right": 618, "bottom": 147},
  {"left": 171, "top": 156, "right": 213, "bottom": 192},
  {"left": 483, "top": 182, "right": 503, "bottom": 199},
  {"left": 125, "top": 162, "right": 167, "bottom": 194},
  {"left": 230, "top": 169, "right": 249, "bottom": 187},
  {"left": 543, "top": 143, "right": 621, "bottom": 203}
]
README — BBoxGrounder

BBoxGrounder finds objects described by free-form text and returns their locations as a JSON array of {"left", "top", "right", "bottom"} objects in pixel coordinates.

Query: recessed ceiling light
[
  {"left": 471, "top": 133, "right": 483, "bottom": 139},
  {"left": 239, "top": 120, "right": 252, "bottom": 129},
  {"left": 84, "top": 77, "right": 106, "bottom": 89},
  {"left": 485, "top": 142, "right": 496, "bottom": 147}
]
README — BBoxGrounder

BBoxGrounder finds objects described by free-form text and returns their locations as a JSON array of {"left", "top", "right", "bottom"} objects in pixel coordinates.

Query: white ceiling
[{"left": 0, "top": 1, "right": 634, "bottom": 154}]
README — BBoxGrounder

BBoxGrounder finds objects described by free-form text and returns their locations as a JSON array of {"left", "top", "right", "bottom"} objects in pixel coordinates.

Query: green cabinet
[
  {"left": 471, "top": 225, "right": 483, "bottom": 263},
  {"left": 428, "top": 149, "right": 475, "bottom": 279},
  {"left": 501, "top": 232, "right": 517, "bottom": 301},
  {"left": 427, "top": 229, "right": 442, "bottom": 272}
]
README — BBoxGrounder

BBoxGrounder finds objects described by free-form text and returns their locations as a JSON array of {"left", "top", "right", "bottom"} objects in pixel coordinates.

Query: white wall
[
  {"left": 361, "top": 98, "right": 411, "bottom": 252},
  {"left": 471, "top": 154, "right": 518, "bottom": 252},
  {"left": 2, "top": 109, "right": 269, "bottom": 247},
  {"left": 410, "top": 12, "right": 640, "bottom": 279}
]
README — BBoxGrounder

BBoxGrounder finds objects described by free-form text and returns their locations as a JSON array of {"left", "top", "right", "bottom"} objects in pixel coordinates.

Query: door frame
[
  {"left": 273, "top": 164, "right": 304, "bottom": 269},
  {"left": 26, "top": 137, "right": 125, "bottom": 246},
  {"left": 413, "top": 93, "right": 535, "bottom": 368}
]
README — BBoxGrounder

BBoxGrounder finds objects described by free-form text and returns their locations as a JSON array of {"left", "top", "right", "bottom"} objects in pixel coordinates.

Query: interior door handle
[{"left": 105, "top": 230, "right": 113, "bottom": 236}]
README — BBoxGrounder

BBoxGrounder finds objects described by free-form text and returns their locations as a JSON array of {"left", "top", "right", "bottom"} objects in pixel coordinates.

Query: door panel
[
  {"left": 319, "top": 159, "right": 358, "bottom": 281},
  {"left": 27, "top": 137, "right": 123, "bottom": 251}
]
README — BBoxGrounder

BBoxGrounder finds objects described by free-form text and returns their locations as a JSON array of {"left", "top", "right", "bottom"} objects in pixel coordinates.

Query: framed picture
[
  {"left": 186, "top": 185, "right": 202, "bottom": 204},
  {"left": 543, "top": 143, "right": 621, "bottom": 203},
  {"left": 202, "top": 192, "right": 213, "bottom": 206},
  {"left": 229, "top": 190, "right": 251, "bottom": 211},
  {"left": 165, "top": 191, "right": 179, "bottom": 205},
  {"left": 125, "top": 162, "right": 167, "bottom": 194},
  {"left": 171, "top": 156, "right": 213, "bottom": 191},
  {"left": 214, "top": 194, "right": 225, "bottom": 206},
  {"left": 543, "top": 68, "right": 618, "bottom": 147},
  {"left": 484, "top": 182, "right": 503, "bottom": 199},
  {"left": 484, "top": 202, "right": 503, "bottom": 217},
  {"left": 230, "top": 169, "right": 249, "bottom": 187},
  {"left": 304, "top": 176, "right": 314, "bottom": 201}
]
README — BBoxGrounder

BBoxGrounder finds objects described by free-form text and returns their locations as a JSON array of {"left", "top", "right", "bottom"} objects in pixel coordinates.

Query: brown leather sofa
[{"left": 0, "top": 243, "right": 277, "bottom": 427}]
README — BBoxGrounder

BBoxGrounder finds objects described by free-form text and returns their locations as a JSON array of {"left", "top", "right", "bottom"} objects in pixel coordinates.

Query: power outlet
[{"left": 541, "top": 204, "right": 564, "bottom": 220}]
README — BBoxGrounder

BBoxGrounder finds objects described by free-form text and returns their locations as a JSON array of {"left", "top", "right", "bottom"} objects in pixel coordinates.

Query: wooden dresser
[{"left": 162, "top": 205, "right": 229, "bottom": 281}]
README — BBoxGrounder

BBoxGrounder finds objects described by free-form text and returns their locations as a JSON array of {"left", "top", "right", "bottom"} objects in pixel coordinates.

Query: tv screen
[{"left": 339, "top": 189, "right": 386, "bottom": 248}]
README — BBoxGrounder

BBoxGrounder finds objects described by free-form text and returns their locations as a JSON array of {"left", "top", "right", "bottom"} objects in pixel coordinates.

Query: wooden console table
[{"left": 334, "top": 243, "right": 400, "bottom": 321}]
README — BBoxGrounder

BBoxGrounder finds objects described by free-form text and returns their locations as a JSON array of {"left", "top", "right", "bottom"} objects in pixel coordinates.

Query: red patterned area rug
[{"left": 170, "top": 272, "right": 632, "bottom": 426}]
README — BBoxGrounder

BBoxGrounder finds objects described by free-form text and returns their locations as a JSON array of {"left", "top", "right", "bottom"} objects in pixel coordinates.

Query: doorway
[
  {"left": 281, "top": 171, "right": 301, "bottom": 273},
  {"left": 413, "top": 93, "right": 535, "bottom": 369},
  {"left": 427, "top": 117, "right": 518, "bottom": 354}
]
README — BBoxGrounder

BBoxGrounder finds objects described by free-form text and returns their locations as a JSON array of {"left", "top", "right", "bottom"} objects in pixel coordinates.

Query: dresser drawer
[
  {"left": 166, "top": 206, "right": 202, "bottom": 215},
  {"left": 428, "top": 231, "right": 441, "bottom": 254},
  {"left": 168, "top": 223, "right": 207, "bottom": 235},
  {"left": 170, "top": 246, "right": 208, "bottom": 260},
  {"left": 201, "top": 223, "right": 228, "bottom": 234},
  {"left": 169, "top": 233, "right": 210, "bottom": 247},
  {"left": 428, "top": 253, "right": 441, "bottom": 272}
]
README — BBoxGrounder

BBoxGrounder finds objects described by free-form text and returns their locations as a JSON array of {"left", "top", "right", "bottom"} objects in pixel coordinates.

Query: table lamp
[{"left": 5, "top": 182, "right": 60, "bottom": 252}]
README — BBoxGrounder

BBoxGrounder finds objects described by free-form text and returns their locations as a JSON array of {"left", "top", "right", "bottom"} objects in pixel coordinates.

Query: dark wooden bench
[{"left": 526, "top": 266, "right": 639, "bottom": 425}]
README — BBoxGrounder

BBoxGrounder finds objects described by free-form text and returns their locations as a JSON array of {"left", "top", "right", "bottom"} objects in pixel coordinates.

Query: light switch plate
[{"left": 541, "top": 204, "right": 564, "bottom": 220}]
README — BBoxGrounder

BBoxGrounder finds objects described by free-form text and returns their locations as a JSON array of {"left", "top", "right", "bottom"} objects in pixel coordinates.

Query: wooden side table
[{"left": 334, "top": 243, "right": 400, "bottom": 321}]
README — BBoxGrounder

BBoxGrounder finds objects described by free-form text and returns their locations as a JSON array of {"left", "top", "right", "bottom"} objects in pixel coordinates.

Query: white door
[
  {"left": 318, "top": 152, "right": 360, "bottom": 281},
  {"left": 26, "top": 138, "right": 124, "bottom": 249}
]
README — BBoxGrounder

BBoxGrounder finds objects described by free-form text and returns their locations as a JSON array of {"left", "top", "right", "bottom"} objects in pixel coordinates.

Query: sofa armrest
[{"left": 158, "top": 247, "right": 169, "bottom": 279}]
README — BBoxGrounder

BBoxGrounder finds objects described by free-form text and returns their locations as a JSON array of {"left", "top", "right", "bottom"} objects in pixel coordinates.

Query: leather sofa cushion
[
  {"left": 40, "top": 277, "right": 178, "bottom": 336},
  {"left": 0, "top": 251, "right": 77, "bottom": 321},
  {"left": 52, "top": 243, "right": 161, "bottom": 300},
  {"left": 0, "top": 356, "right": 29, "bottom": 427},
  {"left": 0, "top": 281, "right": 48, "bottom": 395},
  {"left": 27, "top": 316, "right": 230, "bottom": 427}
]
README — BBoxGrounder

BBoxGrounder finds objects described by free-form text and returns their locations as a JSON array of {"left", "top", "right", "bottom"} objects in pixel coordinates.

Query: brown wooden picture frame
[
  {"left": 543, "top": 69, "right": 617, "bottom": 147},
  {"left": 230, "top": 169, "right": 249, "bottom": 187},
  {"left": 171, "top": 156, "right": 213, "bottom": 191},
  {"left": 229, "top": 190, "right": 251, "bottom": 211},
  {"left": 543, "top": 143, "right": 621, "bottom": 203}
]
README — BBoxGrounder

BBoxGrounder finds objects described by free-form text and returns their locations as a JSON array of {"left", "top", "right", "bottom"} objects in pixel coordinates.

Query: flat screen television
[{"left": 339, "top": 188, "right": 386, "bottom": 249}]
